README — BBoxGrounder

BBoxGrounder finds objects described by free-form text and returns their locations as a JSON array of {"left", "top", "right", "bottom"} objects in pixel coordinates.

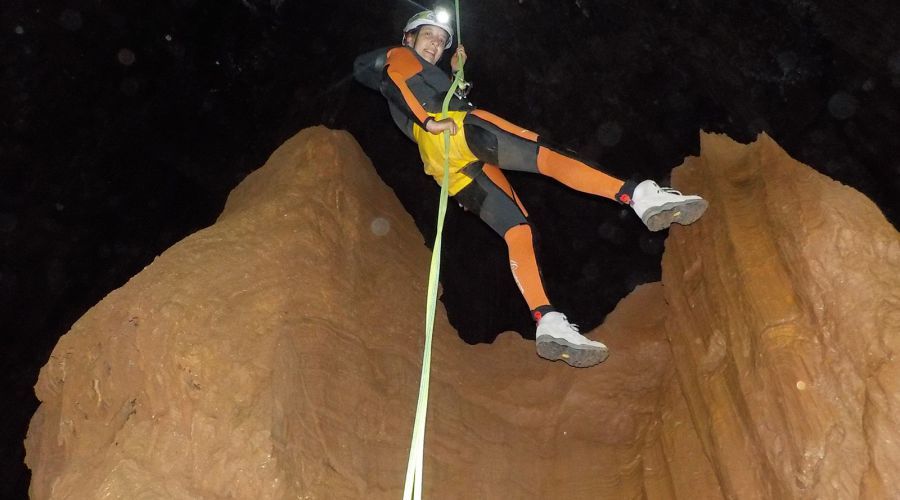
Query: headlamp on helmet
[{"left": 434, "top": 8, "right": 451, "bottom": 25}]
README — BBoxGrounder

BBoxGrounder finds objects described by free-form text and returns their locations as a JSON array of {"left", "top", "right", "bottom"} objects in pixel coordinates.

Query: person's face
[{"left": 406, "top": 25, "right": 449, "bottom": 64}]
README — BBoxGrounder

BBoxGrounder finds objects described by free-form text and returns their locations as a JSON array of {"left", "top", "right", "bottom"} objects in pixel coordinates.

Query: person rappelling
[{"left": 353, "top": 8, "right": 708, "bottom": 368}]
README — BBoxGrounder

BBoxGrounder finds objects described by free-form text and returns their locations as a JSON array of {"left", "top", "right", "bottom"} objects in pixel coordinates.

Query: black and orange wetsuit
[{"left": 353, "top": 46, "right": 634, "bottom": 319}]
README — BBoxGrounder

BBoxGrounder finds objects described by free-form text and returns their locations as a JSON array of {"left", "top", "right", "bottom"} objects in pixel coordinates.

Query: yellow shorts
[{"left": 412, "top": 110, "right": 478, "bottom": 195}]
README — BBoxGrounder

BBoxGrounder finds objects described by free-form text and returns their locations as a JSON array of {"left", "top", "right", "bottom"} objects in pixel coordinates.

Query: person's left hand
[
  {"left": 426, "top": 117, "right": 458, "bottom": 135},
  {"left": 451, "top": 45, "right": 467, "bottom": 73}
]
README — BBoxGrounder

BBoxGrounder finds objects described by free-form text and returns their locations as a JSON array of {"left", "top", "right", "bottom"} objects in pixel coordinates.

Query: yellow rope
[{"left": 402, "top": 3, "right": 464, "bottom": 499}]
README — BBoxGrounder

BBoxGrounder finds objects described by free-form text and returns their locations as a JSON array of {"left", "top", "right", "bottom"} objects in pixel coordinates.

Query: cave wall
[
  {"left": 24, "top": 127, "right": 716, "bottom": 499},
  {"left": 661, "top": 132, "right": 900, "bottom": 498},
  {"left": 24, "top": 127, "right": 898, "bottom": 498}
]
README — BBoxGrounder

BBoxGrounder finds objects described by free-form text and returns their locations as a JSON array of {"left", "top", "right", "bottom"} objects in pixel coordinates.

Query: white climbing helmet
[{"left": 402, "top": 9, "right": 453, "bottom": 49}]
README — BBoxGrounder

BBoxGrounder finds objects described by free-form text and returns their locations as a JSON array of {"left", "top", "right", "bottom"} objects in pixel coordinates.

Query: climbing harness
[{"left": 402, "top": 3, "right": 465, "bottom": 499}]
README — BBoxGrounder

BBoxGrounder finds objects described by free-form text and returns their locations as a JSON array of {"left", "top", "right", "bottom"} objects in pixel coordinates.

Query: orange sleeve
[{"left": 385, "top": 47, "right": 431, "bottom": 126}]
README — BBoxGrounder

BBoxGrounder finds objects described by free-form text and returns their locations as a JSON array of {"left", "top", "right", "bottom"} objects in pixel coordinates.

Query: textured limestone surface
[
  {"left": 663, "top": 133, "right": 900, "bottom": 498},
  {"left": 25, "top": 127, "right": 714, "bottom": 499},
  {"left": 25, "top": 127, "right": 898, "bottom": 499}
]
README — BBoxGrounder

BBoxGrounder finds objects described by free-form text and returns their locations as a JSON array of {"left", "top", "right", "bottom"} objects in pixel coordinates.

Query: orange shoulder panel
[{"left": 386, "top": 47, "right": 430, "bottom": 124}]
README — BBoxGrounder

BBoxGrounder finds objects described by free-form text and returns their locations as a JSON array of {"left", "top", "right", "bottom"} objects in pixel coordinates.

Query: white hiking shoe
[
  {"left": 535, "top": 312, "right": 609, "bottom": 368},
  {"left": 630, "top": 180, "right": 708, "bottom": 232}
]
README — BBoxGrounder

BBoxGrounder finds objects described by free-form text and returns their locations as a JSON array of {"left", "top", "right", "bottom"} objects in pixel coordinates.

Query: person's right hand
[
  {"left": 451, "top": 45, "right": 467, "bottom": 73},
  {"left": 426, "top": 117, "right": 458, "bottom": 135}
]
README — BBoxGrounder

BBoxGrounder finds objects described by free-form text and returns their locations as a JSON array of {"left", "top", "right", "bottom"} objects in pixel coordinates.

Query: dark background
[{"left": 3, "top": 0, "right": 898, "bottom": 496}]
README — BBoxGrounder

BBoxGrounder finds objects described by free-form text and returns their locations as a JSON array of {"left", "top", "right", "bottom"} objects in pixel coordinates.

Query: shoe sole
[
  {"left": 642, "top": 199, "right": 709, "bottom": 232},
  {"left": 536, "top": 337, "right": 609, "bottom": 368}
]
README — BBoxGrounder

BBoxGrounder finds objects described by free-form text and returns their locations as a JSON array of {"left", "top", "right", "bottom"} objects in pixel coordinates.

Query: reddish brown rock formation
[
  {"left": 662, "top": 132, "right": 900, "bottom": 498},
  {"left": 25, "top": 127, "right": 898, "bottom": 499}
]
